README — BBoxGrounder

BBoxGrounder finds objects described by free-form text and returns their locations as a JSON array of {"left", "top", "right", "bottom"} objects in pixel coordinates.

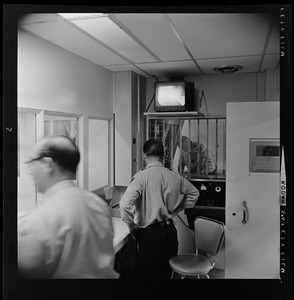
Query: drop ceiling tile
[
  {"left": 197, "top": 56, "right": 262, "bottom": 74},
  {"left": 18, "top": 13, "right": 64, "bottom": 25},
  {"left": 102, "top": 64, "right": 131, "bottom": 72},
  {"left": 58, "top": 13, "right": 107, "bottom": 19},
  {"left": 70, "top": 17, "right": 157, "bottom": 63},
  {"left": 261, "top": 54, "right": 280, "bottom": 71},
  {"left": 136, "top": 60, "right": 202, "bottom": 78},
  {"left": 112, "top": 14, "right": 190, "bottom": 61},
  {"left": 168, "top": 13, "right": 271, "bottom": 59},
  {"left": 20, "top": 21, "right": 128, "bottom": 66}
]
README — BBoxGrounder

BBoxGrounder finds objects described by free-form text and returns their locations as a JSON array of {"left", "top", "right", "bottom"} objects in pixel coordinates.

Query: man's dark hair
[
  {"left": 143, "top": 139, "right": 164, "bottom": 160},
  {"left": 39, "top": 135, "right": 80, "bottom": 173}
]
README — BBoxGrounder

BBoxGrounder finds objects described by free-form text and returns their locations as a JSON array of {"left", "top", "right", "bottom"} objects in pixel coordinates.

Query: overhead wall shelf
[
  {"left": 144, "top": 112, "right": 226, "bottom": 119},
  {"left": 144, "top": 111, "right": 203, "bottom": 117}
]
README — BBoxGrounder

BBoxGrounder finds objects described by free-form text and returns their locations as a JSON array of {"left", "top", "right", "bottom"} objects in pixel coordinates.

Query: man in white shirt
[
  {"left": 120, "top": 139, "right": 199, "bottom": 278},
  {"left": 18, "top": 135, "right": 118, "bottom": 279}
]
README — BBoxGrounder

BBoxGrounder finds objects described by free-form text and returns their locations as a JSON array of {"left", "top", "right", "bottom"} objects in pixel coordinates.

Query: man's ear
[{"left": 43, "top": 157, "right": 54, "bottom": 173}]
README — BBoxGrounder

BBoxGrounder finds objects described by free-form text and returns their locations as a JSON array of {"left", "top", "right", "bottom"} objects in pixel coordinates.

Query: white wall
[
  {"left": 17, "top": 29, "right": 114, "bottom": 191},
  {"left": 18, "top": 29, "right": 113, "bottom": 118},
  {"left": 187, "top": 73, "right": 259, "bottom": 115},
  {"left": 146, "top": 70, "right": 280, "bottom": 116},
  {"left": 114, "top": 71, "right": 133, "bottom": 186}
]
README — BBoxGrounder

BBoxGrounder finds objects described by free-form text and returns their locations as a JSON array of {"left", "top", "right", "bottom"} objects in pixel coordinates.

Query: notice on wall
[{"left": 249, "top": 138, "right": 280, "bottom": 174}]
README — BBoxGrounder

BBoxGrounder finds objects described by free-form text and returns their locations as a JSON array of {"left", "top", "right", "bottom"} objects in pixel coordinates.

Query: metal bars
[{"left": 146, "top": 114, "right": 226, "bottom": 180}]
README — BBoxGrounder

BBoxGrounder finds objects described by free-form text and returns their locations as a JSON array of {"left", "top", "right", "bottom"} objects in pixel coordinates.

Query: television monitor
[{"left": 154, "top": 81, "right": 195, "bottom": 112}]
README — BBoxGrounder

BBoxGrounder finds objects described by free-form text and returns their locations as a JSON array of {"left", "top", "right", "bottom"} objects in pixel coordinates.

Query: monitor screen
[
  {"left": 154, "top": 80, "right": 194, "bottom": 112},
  {"left": 156, "top": 85, "right": 185, "bottom": 106}
]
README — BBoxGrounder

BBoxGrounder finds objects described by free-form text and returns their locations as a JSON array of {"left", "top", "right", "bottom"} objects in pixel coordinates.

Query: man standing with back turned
[
  {"left": 120, "top": 139, "right": 199, "bottom": 278},
  {"left": 18, "top": 135, "right": 118, "bottom": 279}
]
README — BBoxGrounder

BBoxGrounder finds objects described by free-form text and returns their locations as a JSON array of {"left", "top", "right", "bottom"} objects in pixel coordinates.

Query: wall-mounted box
[{"left": 249, "top": 138, "right": 280, "bottom": 174}]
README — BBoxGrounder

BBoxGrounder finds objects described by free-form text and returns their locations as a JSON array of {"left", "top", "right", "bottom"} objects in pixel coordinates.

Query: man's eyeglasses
[{"left": 25, "top": 156, "right": 44, "bottom": 164}]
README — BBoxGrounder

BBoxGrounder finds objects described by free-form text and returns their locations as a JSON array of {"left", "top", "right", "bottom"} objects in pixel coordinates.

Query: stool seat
[{"left": 169, "top": 254, "right": 212, "bottom": 276}]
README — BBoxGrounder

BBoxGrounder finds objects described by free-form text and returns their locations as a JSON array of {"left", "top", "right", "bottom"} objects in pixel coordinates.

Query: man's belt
[{"left": 146, "top": 219, "right": 173, "bottom": 229}]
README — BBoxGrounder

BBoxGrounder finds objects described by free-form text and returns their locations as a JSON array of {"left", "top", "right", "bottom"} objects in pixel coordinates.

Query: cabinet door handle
[{"left": 242, "top": 200, "right": 248, "bottom": 225}]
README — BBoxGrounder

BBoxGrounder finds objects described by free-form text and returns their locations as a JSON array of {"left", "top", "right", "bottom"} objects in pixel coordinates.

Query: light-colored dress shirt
[
  {"left": 120, "top": 162, "right": 199, "bottom": 227},
  {"left": 18, "top": 180, "right": 118, "bottom": 279}
]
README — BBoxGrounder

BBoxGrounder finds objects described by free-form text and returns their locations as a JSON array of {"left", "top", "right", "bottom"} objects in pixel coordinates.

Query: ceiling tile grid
[
  {"left": 18, "top": 12, "right": 280, "bottom": 78},
  {"left": 167, "top": 13, "right": 272, "bottom": 59},
  {"left": 112, "top": 14, "right": 191, "bottom": 62},
  {"left": 136, "top": 60, "right": 202, "bottom": 78},
  {"left": 71, "top": 17, "right": 158, "bottom": 63},
  {"left": 20, "top": 20, "right": 129, "bottom": 66}
]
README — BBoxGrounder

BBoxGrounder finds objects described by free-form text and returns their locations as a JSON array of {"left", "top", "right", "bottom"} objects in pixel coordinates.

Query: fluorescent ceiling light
[{"left": 58, "top": 13, "right": 108, "bottom": 20}]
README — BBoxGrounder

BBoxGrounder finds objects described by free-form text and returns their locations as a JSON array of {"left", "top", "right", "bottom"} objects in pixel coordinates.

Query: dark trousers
[{"left": 134, "top": 222, "right": 178, "bottom": 279}]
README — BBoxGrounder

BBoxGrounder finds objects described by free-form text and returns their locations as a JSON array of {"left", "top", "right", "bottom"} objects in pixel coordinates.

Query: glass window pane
[
  {"left": 36, "top": 114, "right": 79, "bottom": 207},
  {"left": 183, "top": 118, "right": 225, "bottom": 179},
  {"left": 147, "top": 116, "right": 226, "bottom": 180},
  {"left": 18, "top": 111, "right": 37, "bottom": 213},
  {"left": 88, "top": 119, "right": 109, "bottom": 191},
  {"left": 44, "top": 115, "right": 78, "bottom": 145}
]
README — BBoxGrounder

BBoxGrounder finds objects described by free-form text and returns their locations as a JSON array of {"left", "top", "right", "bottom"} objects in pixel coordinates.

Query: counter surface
[{"left": 112, "top": 217, "right": 130, "bottom": 253}]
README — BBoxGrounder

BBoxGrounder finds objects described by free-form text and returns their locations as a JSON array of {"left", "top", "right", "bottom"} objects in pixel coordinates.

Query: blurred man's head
[
  {"left": 26, "top": 135, "right": 80, "bottom": 193},
  {"left": 143, "top": 139, "right": 164, "bottom": 164},
  {"left": 180, "top": 136, "right": 190, "bottom": 152}
]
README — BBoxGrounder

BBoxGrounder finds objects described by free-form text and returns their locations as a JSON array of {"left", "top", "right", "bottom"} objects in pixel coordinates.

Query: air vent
[{"left": 213, "top": 65, "right": 243, "bottom": 74}]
